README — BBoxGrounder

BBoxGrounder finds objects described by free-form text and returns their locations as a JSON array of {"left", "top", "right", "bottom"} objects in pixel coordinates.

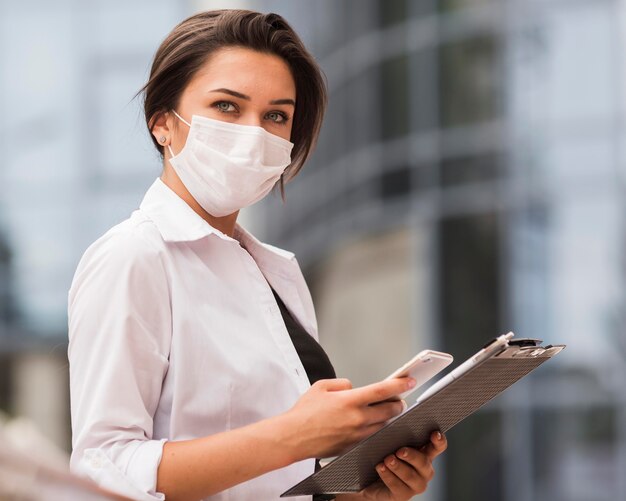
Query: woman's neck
[{"left": 160, "top": 166, "right": 239, "bottom": 238}]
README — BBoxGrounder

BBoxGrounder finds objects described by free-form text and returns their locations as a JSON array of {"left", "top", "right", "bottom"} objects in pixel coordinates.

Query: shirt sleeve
[{"left": 67, "top": 225, "right": 172, "bottom": 501}]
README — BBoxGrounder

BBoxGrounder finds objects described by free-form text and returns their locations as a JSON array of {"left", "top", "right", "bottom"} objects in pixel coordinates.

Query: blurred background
[{"left": 1, "top": 0, "right": 625, "bottom": 500}]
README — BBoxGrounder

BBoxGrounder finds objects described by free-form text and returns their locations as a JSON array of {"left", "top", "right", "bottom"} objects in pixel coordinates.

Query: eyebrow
[{"left": 210, "top": 88, "right": 295, "bottom": 107}]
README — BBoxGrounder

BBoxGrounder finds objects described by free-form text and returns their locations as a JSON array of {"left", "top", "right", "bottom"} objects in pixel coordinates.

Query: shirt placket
[{"left": 238, "top": 248, "right": 311, "bottom": 394}]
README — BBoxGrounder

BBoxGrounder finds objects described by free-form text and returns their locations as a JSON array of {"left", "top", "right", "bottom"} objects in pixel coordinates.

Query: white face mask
[{"left": 167, "top": 111, "right": 294, "bottom": 217}]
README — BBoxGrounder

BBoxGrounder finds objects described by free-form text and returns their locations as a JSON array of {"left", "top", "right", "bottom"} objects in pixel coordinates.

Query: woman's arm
[
  {"left": 68, "top": 230, "right": 172, "bottom": 500},
  {"left": 156, "top": 377, "right": 413, "bottom": 501},
  {"left": 156, "top": 411, "right": 297, "bottom": 500}
]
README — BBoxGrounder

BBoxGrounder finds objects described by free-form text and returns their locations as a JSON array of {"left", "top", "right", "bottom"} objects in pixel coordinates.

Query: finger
[
  {"left": 349, "top": 377, "right": 416, "bottom": 406},
  {"left": 384, "top": 453, "right": 429, "bottom": 493},
  {"left": 355, "top": 422, "right": 387, "bottom": 442},
  {"left": 361, "top": 400, "right": 405, "bottom": 425},
  {"left": 421, "top": 431, "right": 448, "bottom": 460},
  {"left": 395, "top": 447, "right": 435, "bottom": 483},
  {"left": 374, "top": 461, "right": 413, "bottom": 498},
  {"left": 313, "top": 378, "right": 353, "bottom": 391}
]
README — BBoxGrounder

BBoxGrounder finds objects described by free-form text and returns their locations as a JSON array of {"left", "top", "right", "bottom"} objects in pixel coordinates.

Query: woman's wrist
[
  {"left": 271, "top": 408, "right": 309, "bottom": 464},
  {"left": 264, "top": 410, "right": 307, "bottom": 465}
]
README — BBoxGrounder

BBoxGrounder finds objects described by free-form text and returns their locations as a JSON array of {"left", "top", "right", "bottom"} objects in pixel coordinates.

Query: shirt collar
[
  {"left": 140, "top": 178, "right": 314, "bottom": 336},
  {"left": 233, "top": 224, "right": 297, "bottom": 279},
  {"left": 139, "top": 178, "right": 296, "bottom": 274},
  {"left": 139, "top": 178, "right": 235, "bottom": 243}
]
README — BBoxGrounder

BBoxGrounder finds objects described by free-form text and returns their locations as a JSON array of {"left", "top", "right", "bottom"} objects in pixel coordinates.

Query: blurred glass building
[
  {"left": 0, "top": 0, "right": 188, "bottom": 456},
  {"left": 0, "top": 0, "right": 625, "bottom": 500}
]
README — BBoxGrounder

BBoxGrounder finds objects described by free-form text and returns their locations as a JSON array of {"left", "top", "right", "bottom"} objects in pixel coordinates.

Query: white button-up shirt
[{"left": 68, "top": 178, "right": 318, "bottom": 500}]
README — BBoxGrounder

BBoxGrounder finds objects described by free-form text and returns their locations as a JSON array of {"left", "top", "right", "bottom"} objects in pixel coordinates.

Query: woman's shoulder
[{"left": 72, "top": 210, "right": 168, "bottom": 284}]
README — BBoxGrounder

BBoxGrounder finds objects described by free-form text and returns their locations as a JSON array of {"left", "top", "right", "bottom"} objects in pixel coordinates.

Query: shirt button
[{"left": 90, "top": 457, "right": 102, "bottom": 469}]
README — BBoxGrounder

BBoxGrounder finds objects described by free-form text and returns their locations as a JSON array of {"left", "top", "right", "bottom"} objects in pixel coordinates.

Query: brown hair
[{"left": 138, "top": 9, "right": 327, "bottom": 195}]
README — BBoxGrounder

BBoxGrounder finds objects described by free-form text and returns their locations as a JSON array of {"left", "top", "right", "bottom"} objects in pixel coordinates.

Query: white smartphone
[
  {"left": 413, "top": 332, "right": 515, "bottom": 406},
  {"left": 384, "top": 350, "right": 453, "bottom": 401}
]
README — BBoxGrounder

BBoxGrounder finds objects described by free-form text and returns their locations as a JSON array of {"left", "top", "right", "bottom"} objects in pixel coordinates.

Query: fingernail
[
  {"left": 387, "top": 457, "right": 396, "bottom": 466},
  {"left": 401, "top": 400, "right": 407, "bottom": 412},
  {"left": 399, "top": 448, "right": 409, "bottom": 458},
  {"left": 377, "top": 464, "right": 386, "bottom": 472},
  {"left": 407, "top": 378, "right": 416, "bottom": 389},
  {"left": 435, "top": 431, "right": 442, "bottom": 441}
]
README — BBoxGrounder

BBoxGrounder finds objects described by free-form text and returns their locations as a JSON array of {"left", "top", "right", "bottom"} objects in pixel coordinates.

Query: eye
[
  {"left": 214, "top": 101, "right": 237, "bottom": 113},
  {"left": 266, "top": 111, "right": 289, "bottom": 124}
]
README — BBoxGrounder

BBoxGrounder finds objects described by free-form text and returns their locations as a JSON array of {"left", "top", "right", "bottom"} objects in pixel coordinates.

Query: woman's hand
[
  {"left": 281, "top": 377, "right": 415, "bottom": 460},
  {"left": 337, "top": 431, "right": 448, "bottom": 501}
]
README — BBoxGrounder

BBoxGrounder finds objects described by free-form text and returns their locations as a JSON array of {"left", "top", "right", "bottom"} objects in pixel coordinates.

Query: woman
[{"left": 68, "top": 9, "right": 447, "bottom": 501}]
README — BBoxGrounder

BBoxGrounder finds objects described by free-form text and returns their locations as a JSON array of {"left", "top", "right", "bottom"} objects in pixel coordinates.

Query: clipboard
[{"left": 281, "top": 333, "right": 565, "bottom": 497}]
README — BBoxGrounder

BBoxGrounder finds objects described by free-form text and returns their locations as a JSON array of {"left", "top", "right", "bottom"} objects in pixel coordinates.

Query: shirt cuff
[
  {"left": 79, "top": 438, "right": 168, "bottom": 501},
  {"left": 125, "top": 438, "right": 169, "bottom": 497}
]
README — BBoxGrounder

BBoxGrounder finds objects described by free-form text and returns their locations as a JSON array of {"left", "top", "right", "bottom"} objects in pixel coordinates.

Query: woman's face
[{"left": 156, "top": 46, "right": 296, "bottom": 156}]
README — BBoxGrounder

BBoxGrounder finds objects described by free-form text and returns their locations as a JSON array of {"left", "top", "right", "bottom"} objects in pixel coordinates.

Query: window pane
[
  {"left": 439, "top": 214, "right": 502, "bottom": 501},
  {"left": 439, "top": 213, "right": 500, "bottom": 360},
  {"left": 380, "top": 167, "right": 412, "bottom": 199},
  {"left": 532, "top": 406, "right": 618, "bottom": 500},
  {"left": 441, "top": 153, "right": 501, "bottom": 186},
  {"left": 410, "top": 48, "right": 438, "bottom": 132},
  {"left": 380, "top": 55, "right": 410, "bottom": 139},
  {"left": 378, "top": 0, "right": 408, "bottom": 27},
  {"left": 439, "top": 36, "right": 502, "bottom": 127},
  {"left": 439, "top": 0, "right": 494, "bottom": 12},
  {"left": 0, "top": 235, "right": 16, "bottom": 323},
  {"left": 445, "top": 411, "right": 504, "bottom": 500}
]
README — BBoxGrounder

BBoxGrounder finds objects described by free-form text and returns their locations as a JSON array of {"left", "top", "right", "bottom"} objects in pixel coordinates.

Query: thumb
[{"left": 313, "top": 378, "right": 353, "bottom": 391}]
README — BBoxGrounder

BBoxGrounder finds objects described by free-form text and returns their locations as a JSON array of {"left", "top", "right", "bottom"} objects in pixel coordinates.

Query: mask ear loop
[
  {"left": 172, "top": 110, "right": 192, "bottom": 127},
  {"left": 168, "top": 110, "right": 192, "bottom": 158}
]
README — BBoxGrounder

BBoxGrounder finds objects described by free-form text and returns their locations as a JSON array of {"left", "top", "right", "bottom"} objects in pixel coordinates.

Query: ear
[{"left": 150, "top": 110, "right": 173, "bottom": 147}]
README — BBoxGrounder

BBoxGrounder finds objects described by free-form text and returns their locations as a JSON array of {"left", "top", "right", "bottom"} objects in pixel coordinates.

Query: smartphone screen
[{"left": 384, "top": 350, "right": 453, "bottom": 401}]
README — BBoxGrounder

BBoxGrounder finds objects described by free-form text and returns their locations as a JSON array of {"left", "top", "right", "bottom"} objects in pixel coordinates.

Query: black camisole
[
  {"left": 270, "top": 288, "right": 338, "bottom": 500},
  {"left": 272, "top": 289, "right": 337, "bottom": 501},
  {"left": 270, "top": 288, "right": 336, "bottom": 384}
]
